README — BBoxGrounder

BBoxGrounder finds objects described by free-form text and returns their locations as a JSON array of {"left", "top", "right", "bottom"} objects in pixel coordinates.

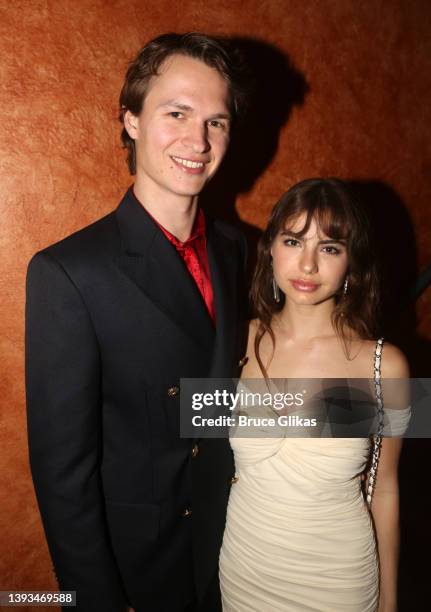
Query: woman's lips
[{"left": 290, "top": 279, "right": 320, "bottom": 292}]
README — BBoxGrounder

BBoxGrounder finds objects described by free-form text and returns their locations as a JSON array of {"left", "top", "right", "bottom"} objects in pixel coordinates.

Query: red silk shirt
[{"left": 147, "top": 207, "right": 216, "bottom": 324}]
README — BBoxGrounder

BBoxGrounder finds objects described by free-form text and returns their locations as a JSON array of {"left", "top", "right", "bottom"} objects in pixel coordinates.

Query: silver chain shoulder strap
[{"left": 366, "top": 337, "right": 385, "bottom": 506}]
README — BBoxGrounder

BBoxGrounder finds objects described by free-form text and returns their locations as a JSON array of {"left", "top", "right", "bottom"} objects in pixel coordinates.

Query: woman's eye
[
  {"left": 322, "top": 245, "right": 340, "bottom": 255},
  {"left": 169, "top": 111, "right": 183, "bottom": 119},
  {"left": 283, "top": 238, "right": 300, "bottom": 247}
]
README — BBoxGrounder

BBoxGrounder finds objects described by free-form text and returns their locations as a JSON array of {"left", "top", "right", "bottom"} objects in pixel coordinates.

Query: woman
[{"left": 219, "top": 178, "right": 409, "bottom": 612}]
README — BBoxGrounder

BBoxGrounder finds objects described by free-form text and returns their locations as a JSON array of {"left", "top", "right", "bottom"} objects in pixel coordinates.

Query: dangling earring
[
  {"left": 343, "top": 277, "right": 349, "bottom": 295},
  {"left": 272, "top": 277, "right": 281, "bottom": 303}
]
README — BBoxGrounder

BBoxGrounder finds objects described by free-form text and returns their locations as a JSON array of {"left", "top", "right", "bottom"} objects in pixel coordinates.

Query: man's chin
[{"left": 174, "top": 181, "right": 211, "bottom": 199}]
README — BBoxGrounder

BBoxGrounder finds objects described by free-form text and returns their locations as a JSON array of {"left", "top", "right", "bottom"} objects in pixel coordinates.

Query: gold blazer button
[
  {"left": 238, "top": 356, "right": 249, "bottom": 367},
  {"left": 167, "top": 386, "right": 179, "bottom": 397},
  {"left": 182, "top": 508, "right": 193, "bottom": 518},
  {"left": 191, "top": 444, "right": 199, "bottom": 458},
  {"left": 230, "top": 475, "right": 239, "bottom": 484}
]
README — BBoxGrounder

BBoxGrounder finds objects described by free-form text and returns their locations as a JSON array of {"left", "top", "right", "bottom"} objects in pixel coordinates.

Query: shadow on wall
[
  {"left": 351, "top": 180, "right": 431, "bottom": 377},
  {"left": 351, "top": 181, "right": 431, "bottom": 611},
  {"left": 201, "top": 36, "right": 310, "bottom": 279},
  {"left": 200, "top": 37, "right": 430, "bottom": 378}
]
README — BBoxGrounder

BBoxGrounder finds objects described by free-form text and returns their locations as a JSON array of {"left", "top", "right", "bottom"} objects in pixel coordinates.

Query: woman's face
[{"left": 270, "top": 212, "right": 349, "bottom": 306}]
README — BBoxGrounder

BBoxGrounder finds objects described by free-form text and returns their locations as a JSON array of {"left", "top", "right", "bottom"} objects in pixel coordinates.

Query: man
[{"left": 26, "top": 33, "right": 248, "bottom": 612}]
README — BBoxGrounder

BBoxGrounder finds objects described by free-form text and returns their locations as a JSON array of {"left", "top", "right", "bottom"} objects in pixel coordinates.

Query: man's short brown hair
[{"left": 119, "top": 32, "right": 249, "bottom": 175}]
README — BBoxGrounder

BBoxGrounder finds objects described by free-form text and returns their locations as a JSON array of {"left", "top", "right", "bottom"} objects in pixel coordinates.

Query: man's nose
[{"left": 182, "top": 122, "right": 210, "bottom": 154}]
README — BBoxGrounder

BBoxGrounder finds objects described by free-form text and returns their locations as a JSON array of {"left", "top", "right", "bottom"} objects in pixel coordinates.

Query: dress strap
[{"left": 366, "top": 337, "right": 385, "bottom": 506}]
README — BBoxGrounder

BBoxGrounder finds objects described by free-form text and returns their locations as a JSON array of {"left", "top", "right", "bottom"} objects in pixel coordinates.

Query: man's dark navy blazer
[{"left": 25, "top": 188, "right": 247, "bottom": 611}]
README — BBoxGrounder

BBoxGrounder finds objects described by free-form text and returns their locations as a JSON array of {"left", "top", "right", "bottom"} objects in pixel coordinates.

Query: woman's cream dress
[
  {"left": 220, "top": 435, "right": 378, "bottom": 611},
  {"left": 220, "top": 340, "right": 409, "bottom": 611}
]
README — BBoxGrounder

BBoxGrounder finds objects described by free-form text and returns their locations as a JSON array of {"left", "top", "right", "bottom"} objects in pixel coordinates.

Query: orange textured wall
[{"left": 1, "top": 1, "right": 430, "bottom": 610}]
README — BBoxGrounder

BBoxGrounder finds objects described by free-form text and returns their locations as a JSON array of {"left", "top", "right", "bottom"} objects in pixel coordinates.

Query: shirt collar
[{"left": 131, "top": 188, "right": 206, "bottom": 247}]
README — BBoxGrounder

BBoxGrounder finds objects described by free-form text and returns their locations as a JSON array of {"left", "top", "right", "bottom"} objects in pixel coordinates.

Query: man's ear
[{"left": 123, "top": 110, "right": 139, "bottom": 140}]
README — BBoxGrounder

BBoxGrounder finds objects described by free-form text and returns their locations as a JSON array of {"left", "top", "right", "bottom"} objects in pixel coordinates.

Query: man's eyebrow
[
  {"left": 159, "top": 101, "right": 194, "bottom": 111},
  {"left": 159, "top": 101, "right": 231, "bottom": 120},
  {"left": 209, "top": 112, "right": 231, "bottom": 120}
]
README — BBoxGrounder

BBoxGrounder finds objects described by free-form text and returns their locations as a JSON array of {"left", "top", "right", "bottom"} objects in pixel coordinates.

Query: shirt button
[
  {"left": 191, "top": 444, "right": 199, "bottom": 458},
  {"left": 167, "top": 386, "right": 179, "bottom": 397},
  {"left": 182, "top": 508, "right": 192, "bottom": 518},
  {"left": 238, "top": 356, "right": 249, "bottom": 367}
]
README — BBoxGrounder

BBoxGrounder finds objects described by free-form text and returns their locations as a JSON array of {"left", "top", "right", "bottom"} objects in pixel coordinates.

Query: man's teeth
[{"left": 172, "top": 156, "right": 204, "bottom": 169}]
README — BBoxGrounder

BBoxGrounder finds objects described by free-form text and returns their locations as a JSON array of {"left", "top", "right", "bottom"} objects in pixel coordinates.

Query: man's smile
[{"left": 170, "top": 155, "right": 206, "bottom": 172}]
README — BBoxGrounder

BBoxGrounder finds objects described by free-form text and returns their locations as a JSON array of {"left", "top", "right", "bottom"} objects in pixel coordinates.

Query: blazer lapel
[
  {"left": 114, "top": 189, "right": 214, "bottom": 351},
  {"left": 206, "top": 219, "right": 238, "bottom": 377}
]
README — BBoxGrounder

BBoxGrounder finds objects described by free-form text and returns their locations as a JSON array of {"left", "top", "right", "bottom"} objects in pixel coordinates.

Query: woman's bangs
[
  {"left": 276, "top": 201, "right": 315, "bottom": 238},
  {"left": 277, "top": 205, "right": 350, "bottom": 241},
  {"left": 315, "top": 205, "right": 350, "bottom": 241}
]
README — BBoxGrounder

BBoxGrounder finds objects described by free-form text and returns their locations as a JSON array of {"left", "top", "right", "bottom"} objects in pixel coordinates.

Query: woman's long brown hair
[{"left": 250, "top": 178, "right": 380, "bottom": 377}]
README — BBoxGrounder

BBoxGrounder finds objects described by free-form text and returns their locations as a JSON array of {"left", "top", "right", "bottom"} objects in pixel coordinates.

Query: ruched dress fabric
[{"left": 219, "top": 436, "right": 378, "bottom": 611}]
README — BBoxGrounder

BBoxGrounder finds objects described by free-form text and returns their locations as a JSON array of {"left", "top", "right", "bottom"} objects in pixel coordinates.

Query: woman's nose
[{"left": 299, "top": 247, "right": 318, "bottom": 274}]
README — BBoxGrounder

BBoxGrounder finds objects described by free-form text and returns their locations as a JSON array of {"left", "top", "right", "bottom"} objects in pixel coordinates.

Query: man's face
[{"left": 124, "top": 54, "right": 231, "bottom": 203}]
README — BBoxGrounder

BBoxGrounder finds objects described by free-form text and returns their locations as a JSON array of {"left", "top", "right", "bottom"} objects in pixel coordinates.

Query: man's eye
[
  {"left": 169, "top": 111, "right": 183, "bottom": 119},
  {"left": 208, "top": 119, "right": 226, "bottom": 129},
  {"left": 283, "top": 238, "right": 300, "bottom": 247}
]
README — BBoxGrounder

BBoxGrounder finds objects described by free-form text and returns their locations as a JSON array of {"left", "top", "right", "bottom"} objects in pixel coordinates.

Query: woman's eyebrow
[
  {"left": 280, "top": 231, "right": 347, "bottom": 245},
  {"left": 318, "top": 238, "right": 347, "bottom": 245},
  {"left": 280, "top": 230, "right": 301, "bottom": 236}
]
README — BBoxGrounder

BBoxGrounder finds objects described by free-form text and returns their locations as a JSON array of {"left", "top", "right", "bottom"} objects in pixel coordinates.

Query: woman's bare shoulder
[
  {"left": 244, "top": 318, "right": 261, "bottom": 346},
  {"left": 243, "top": 318, "right": 258, "bottom": 354},
  {"left": 248, "top": 318, "right": 259, "bottom": 334},
  {"left": 381, "top": 342, "right": 410, "bottom": 378},
  {"left": 343, "top": 337, "right": 409, "bottom": 378},
  {"left": 354, "top": 337, "right": 409, "bottom": 377},
  {"left": 240, "top": 319, "right": 266, "bottom": 377}
]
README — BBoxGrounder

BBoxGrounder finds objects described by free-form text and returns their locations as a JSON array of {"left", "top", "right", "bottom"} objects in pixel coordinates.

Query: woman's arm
[
  {"left": 371, "top": 437, "right": 402, "bottom": 612},
  {"left": 371, "top": 343, "right": 409, "bottom": 612}
]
